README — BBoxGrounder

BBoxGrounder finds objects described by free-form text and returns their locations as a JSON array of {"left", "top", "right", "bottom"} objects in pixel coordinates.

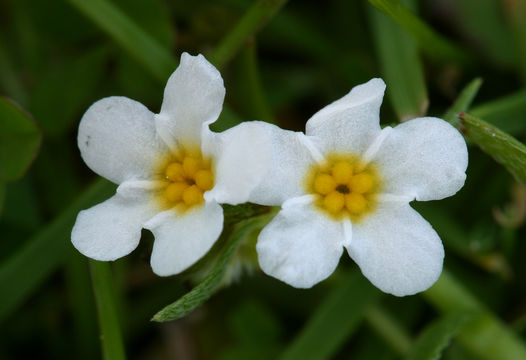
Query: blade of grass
[
  {"left": 238, "top": 39, "right": 275, "bottom": 124},
  {"left": 368, "top": 0, "right": 470, "bottom": 64},
  {"left": 208, "top": 0, "right": 289, "bottom": 69},
  {"left": 444, "top": 78, "right": 483, "bottom": 127},
  {"left": 369, "top": 0, "right": 428, "bottom": 121},
  {"left": 152, "top": 211, "right": 276, "bottom": 322},
  {"left": 279, "top": 271, "right": 381, "bottom": 360},
  {"left": 364, "top": 306, "right": 412, "bottom": 356},
  {"left": 471, "top": 90, "right": 526, "bottom": 136},
  {"left": 406, "top": 312, "right": 472, "bottom": 360},
  {"left": 458, "top": 112, "right": 526, "bottom": 184},
  {"left": 90, "top": 260, "right": 126, "bottom": 360},
  {"left": 0, "top": 179, "right": 115, "bottom": 323},
  {"left": 424, "top": 270, "right": 526, "bottom": 360},
  {"left": 66, "top": 0, "right": 176, "bottom": 82}
]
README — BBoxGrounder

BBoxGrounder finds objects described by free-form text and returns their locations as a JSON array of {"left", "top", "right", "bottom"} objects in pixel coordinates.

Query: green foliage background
[{"left": 1, "top": 0, "right": 526, "bottom": 359}]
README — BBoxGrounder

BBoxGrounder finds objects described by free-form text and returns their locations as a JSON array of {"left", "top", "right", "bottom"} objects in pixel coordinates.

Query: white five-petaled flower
[
  {"left": 247, "top": 79, "right": 468, "bottom": 296},
  {"left": 72, "top": 53, "right": 268, "bottom": 276}
]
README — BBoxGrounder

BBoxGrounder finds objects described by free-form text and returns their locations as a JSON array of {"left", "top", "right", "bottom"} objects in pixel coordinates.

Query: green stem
[
  {"left": 239, "top": 39, "right": 275, "bottom": 124},
  {"left": 209, "top": 0, "right": 289, "bottom": 69},
  {"left": 423, "top": 270, "right": 526, "bottom": 360},
  {"left": 364, "top": 306, "right": 412, "bottom": 355},
  {"left": 90, "top": 260, "right": 126, "bottom": 360}
]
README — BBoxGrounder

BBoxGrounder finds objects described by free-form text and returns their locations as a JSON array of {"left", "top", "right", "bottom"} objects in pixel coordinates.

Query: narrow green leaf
[
  {"left": 0, "top": 97, "right": 41, "bottom": 182},
  {"left": 444, "top": 78, "right": 483, "bottom": 127},
  {"left": 279, "top": 272, "right": 381, "bottom": 360},
  {"left": 364, "top": 306, "right": 412, "bottom": 356},
  {"left": 238, "top": 40, "right": 275, "bottom": 124},
  {"left": 424, "top": 270, "right": 526, "bottom": 360},
  {"left": 406, "top": 313, "right": 471, "bottom": 360},
  {"left": 208, "top": 0, "right": 289, "bottom": 69},
  {"left": 458, "top": 112, "right": 526, "bottom": 183},
  {"left": 66, "top": 0, "right": 177, "bottom": 82},
  {"left": 90, "top": 260, "right": 126, "bottom": 360},
  {"left": 0, "top": 179, "right": 115, "bottom": 323},
  {"left": 471, "top": 90, "right": 526, "bottom": 136},
  {"left": 152, "top": 211, "right": 275, "bottom": 322},
  {"left": 369, "top": 0, "right": 428, "bottom": 121},
  {"left": 31, "top": 47, "right": 108, "bottom": 137},
  {"left": 367, "top": 0, "right": 470, "bottom": 64},
  {"left": 502, "top": 0, "right": 526, "bottom": 83}
]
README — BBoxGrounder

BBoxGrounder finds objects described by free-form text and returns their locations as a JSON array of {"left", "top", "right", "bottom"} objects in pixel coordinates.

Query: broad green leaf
[
  {"left": 66, "top": 0, "right": 177, "bottom": 82},
  {"left": 208, "top": 0, "right": 289, "bottom": 69},
  {"left": 0, "top": 179, "right": 115, "bottom": 323},
  {"left": 31, "top": 47, "right": 108, "bottom": 137},
  {"left": 471, "top": 90, "right": 526, "bottom": 136},
  {"left": 90, "top": 260, "right": 126, "bottom": 360},
  {"left": 424, "top": 270, "right": 526, "bottom": 360},
  {"left": 459, "top": 112, "right": 526, "bottom": 183},
  {"left": 406, "top": 313, "right": 471, "bottom": 360},
  {"left": 279, "top": 271, "right": 381, "bottom": 360},
  {"left": 367, "top": 0, "right": 469, "bottom": 64},
  {"left": 152, "top": 211, "right": 275, "bottom": 322},
  {"left": 444, "top": 78, "right": 483, "bottom": 126},
  {"left": 0, "top": 98, "right": 41, "bottom": 182},
  {"left": 369, "top": 0, "right": 428, "bottom": 121}
]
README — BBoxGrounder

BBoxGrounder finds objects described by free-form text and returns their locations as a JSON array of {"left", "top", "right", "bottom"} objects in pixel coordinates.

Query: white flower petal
[
  {"left": 158, "top": 53, "right": 225, "bottom": 147},
  {"left": 71, "top": 192, "right": 158, "bottom": 261},
  {"left": 346, "top": 201, "right": 444, "bottom": 296},
  {"left": 204, "top": 121, "right": 315, "bottom": 205},
  {"left": 78, "top": 96, "right": 167, "bottom": 184},
  {"left": 256, "top": 197, "right": 344, "bottom": 288},
  {"left": 145, "top": 201, "right": 224, "bottom": 276},
  {"left": 372, "top": 117, "right": 468, "bottom": 201},
  {"left": 305, "top": 78, "right": 385, "bottom": 155}
]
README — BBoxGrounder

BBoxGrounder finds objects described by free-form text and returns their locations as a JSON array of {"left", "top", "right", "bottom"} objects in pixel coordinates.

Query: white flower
[
  {"left": 248, "top": 79, "right": 468, "bottom": 296},
  {"left": 71, "top": 53, "right": 268, "bottom": 276}
]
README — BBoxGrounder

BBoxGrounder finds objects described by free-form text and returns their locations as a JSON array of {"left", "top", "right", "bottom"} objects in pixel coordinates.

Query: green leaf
[
  {"left": 458, "top": 112, "right": 526, "bottom": 183},
  {"left": 0, "top": 179, "right": 115, "bottom": 323},
  {"left": 66, "top": 0, "right": 177, "bottom": 82},
  {"left": 31, "top": 47, "right": 108, "bottom": 137},
  {"left": 152, "top": 211, "right": 275, "bottom": 322},
  {"left": 279, "top": 271, "right": 381, "bottom": 360},
  {"left": 424, "top": 270, "right": 526, "bottom": 360},
  {"left": 0, "top": 97, "right": 41, "bottom": 182},
  {"left": 444, "top": 78, "right": 483, "bottom": 127},
  {"left": 208, "top": 0, "right": 290, "bottom": 69},
  {"left": 369, "top": 0, "right": 428, "bottom": 121},
  {"left": 367, "top": 0, "right": 470, "bottom": 64},
  {"left": 90, "top": 260, "right": 126, "bottom": 360},
  {"left": 471, "top": 90, "right": 526, "bottom": 136},
  {"left": 406, "top": 313, "right": 471, "bottom": 360},
  {"left": 364, "top": 306, "right": 412, "bottom": 356}
]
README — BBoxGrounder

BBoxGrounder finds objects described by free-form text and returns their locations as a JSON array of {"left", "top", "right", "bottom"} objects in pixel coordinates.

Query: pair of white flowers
[{"left": 72, "top": 53, "right": 468, "bottom": 296}]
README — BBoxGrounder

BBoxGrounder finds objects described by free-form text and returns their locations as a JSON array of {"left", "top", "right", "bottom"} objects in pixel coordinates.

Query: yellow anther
[
  {"left": 165, "top": 162, "right": 184, "bottom": 181},
  {"left": 314, "top": 174, "right": 336, "bottom": 195},
  {"left": 345, "top": 193, "right": 367, "bottom": 214},
  {"left": 323, "top": 191, "right": 345, "bottom": 214},
  {"left": 332, "top": 161, "right": 353, "bottom": 184},
  {"left": 182, "top": 185, "right": 203, "bottom": 205},
  {"left": 183, "top": 156, "right": 200, "bottom": 176},
  {"left": 195, "top": 169, "right": 214, "bottom": 191},
  {"left": 349, "top": 173, "right": 374, "bottom": 194},
  {"left": 164, "top": 182, "right": 188, "bottom": 203}
]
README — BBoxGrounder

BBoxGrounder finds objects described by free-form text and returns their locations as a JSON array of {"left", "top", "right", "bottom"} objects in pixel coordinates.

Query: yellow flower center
[
  {"left": 305, "top": 154, "right": 380, "bottom": 221},
  {"left": 157, "top": 147, "right": 214, "bottom": 212}
]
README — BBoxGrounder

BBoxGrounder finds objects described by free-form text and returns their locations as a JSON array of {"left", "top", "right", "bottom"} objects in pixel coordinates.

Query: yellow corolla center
[
  {"left": 306, "top": 154, "right": 380, "bottom": 221},
  {"left": 157, "top": 148, "right": 214, "bottom": 212}
]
